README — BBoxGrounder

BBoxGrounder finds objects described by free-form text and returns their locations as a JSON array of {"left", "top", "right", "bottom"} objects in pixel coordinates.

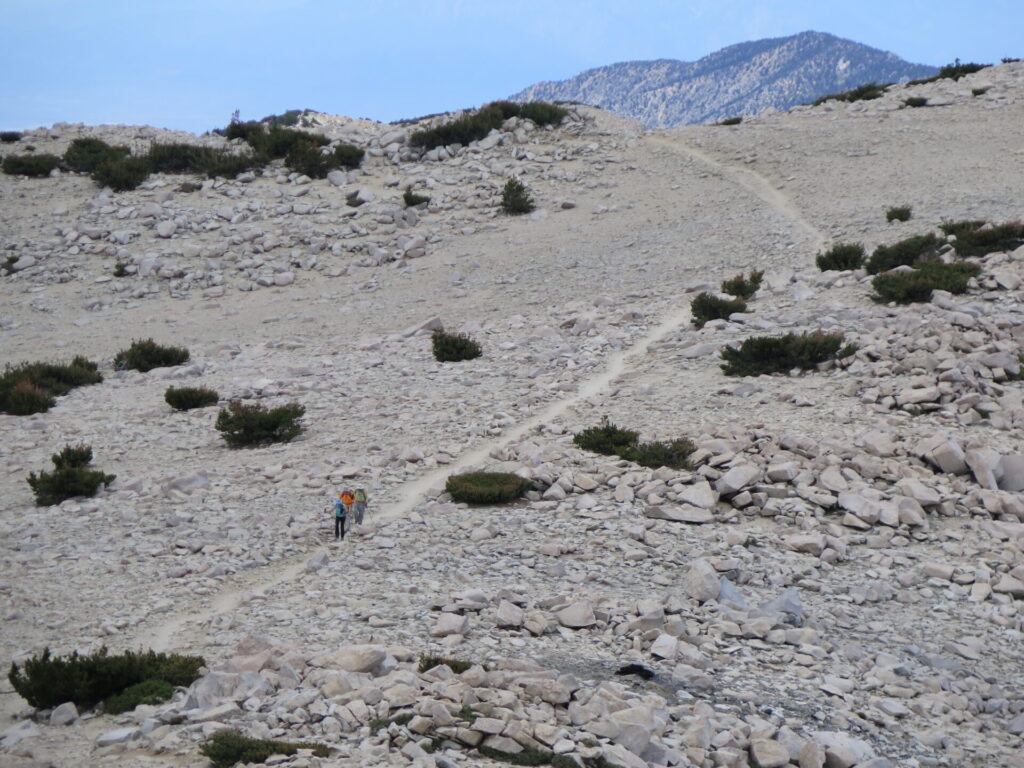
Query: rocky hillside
[
  {"left": 511, "top": 31, "right": 937, "bottom": 126},
  {"left": 1, "top": 63, "right": 1024, "bottom": 768}
]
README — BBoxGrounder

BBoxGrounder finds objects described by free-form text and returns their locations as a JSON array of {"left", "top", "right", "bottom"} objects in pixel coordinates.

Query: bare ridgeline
[{"left": 1, "top": 62, "right": 1023, "bottom": 768}]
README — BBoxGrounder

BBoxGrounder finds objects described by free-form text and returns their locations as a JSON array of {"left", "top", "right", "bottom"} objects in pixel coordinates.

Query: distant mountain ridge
[{"left": 511, "top": 31, "right": 938, "bottom": 127}]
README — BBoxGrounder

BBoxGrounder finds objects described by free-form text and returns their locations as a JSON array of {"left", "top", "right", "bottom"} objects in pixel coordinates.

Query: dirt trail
[
  {"left": 140, "top": 138, "right": 824, "bottom": 654},
  {"left": 648, "top": 134, "right": 828, "bottom": 253}
]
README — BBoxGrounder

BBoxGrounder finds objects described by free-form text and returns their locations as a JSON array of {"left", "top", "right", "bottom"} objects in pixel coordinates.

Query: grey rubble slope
[
  {"left": 512, "top": 30, "right": 937, "bottom": 127},
  {"left": 1, "top": 64, "right": 1023, "bottom": 768}
]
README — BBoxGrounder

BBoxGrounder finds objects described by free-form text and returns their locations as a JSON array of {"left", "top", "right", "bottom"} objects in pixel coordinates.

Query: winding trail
[
  {"left": 648, "top": 134, "right": 828, "bottom": 253},
  {"left": 143, "top": 133, "right": 824, "bottom": 653}
]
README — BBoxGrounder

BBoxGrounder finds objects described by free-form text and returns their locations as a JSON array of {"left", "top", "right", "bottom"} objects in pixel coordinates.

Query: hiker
[
  {"left": 340, "top": 488, "right": 355, "bottom": 519},
  {"left": 353, "top": 486, "right": 368, "bottom": 524},
  {"left": 333, "top": 494, "right": 347, "bottom": 540}
]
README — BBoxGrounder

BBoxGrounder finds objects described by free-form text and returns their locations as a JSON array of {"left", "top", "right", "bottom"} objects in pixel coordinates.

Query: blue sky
[{"left": 2, "top": 1, "right": 1021, "bottom": 133}]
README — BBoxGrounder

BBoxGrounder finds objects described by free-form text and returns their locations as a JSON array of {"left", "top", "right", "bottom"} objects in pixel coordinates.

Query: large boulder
[
  {"left": 556, "top": 601, "right": 596, "bottom": 628},
  {"left": 682, "top": 559, "right": 720, "bottom": 602},
  {"left": 307, "top": 645, "right": 390, "bottom": 676},
  {"left": 716, "top": 464, "right": 761, "bottom": 496}
]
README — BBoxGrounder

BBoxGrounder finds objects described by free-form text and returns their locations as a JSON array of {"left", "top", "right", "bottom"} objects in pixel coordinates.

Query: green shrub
[
  {"left": 165, "top": 386, "right": 218, "bottom": 411},
  {"left": 446, "top": 472, "right": 531, "bottom": 504},
  {"left": 816, "top": 243, "right": 865, "bottom": 271},
  {"left": 908, "top": 62, "right": 990, "bottom": 86},
  {"left": 215, "top": 401, "right": 305, "bottom": 447},
  {"left": 113, "top": 261, "right": 128, "bottom": 277},
  {"left": 573, "top": 418, "right": 639, "bottom": 456},
  {"left": 950, "top": 221, "right": 1024, "bottom": 257},
  {"left": 2, "top": 153, "right": 60, "bottom": 177},
  {"left": 104, "top": 678, "right": 174, "bottom": 714},
  {"left": 691, "top": 292, "right": 747, "bottom": 328},
  {"left": 0, "top": 131, "right": 22, "bottom": 142},
  {"left": 8, "top": 647, "right": 202, "bottom": 711},
  {"left": 516, "top": 102, "right": 570, "bottom": 126},
  {"left": 418, "top": 656, "right": 472, "bottom": 674},
  {"left": 333, "top": 143, "right": 364, "bottom": 169},
  {"left": 91, "top": 156, "right": 151, "bottom": 191},
  {"left": 195, "top": 149, "right": 258, "bottom": 179},
  {"left": 224, "top": 120, "right": 264, "bottom": 143},
  {"left": 940, "top": 219, "right": 986, "bottom": 238},
  {"left": 719, "top": 116, "right": 742, "bottom": 125},
  {"left": 284, "top": 141, "right": 333, "bottom": 178},
  {"left": 249, "top": 127, "right": 328, "bottom": 159},
  {"left": 145, "top": 143, "right": 203, "bottom": 173},
  {"left": 903, "top": 97, "right": 928, "bottom": 108},
  {"left": 720, "top": 331, "right": 856, "bottom": 376},
  {"left": 720, "top": 270, "right": 763, "bottom": 299},
  {"left": 865, "top": 233, "right": 940, "bottom": 274},
  {"left": 573, "top": 418, "right": 694, "bottom": 469},
  {"left": 886, "top": 205, "right": 912, "bottom": 222},
  {"left": 0, "top": 356, "right": 102, "bottom": 415},
  {"left": 972, "top": 87, "right": 990, "bottom": 96},
  {"left": 27, "top": 444, "right": 116, "bottom": 506},
  {"left": 501, "top": 178, "right": 534, "bottom": 215},
  {"left": 63, "top": 138, "right": 129, "bottom": 172},
  {"left": 200, "top": 730, "right": 329, "bottom": 768},
  {"left": 114, "top": 338, "right": 190, "bottom": 372},
  {"left": 409, "top": 101, "right": 566, "bottom": 150},
  {"left": 403, "top": 187, "right": 430, "bottom": 207},
  {"left": 623, "top": 438, "right": 695, "bottom": 470},
  {"left": 872, "top": 261, "right": 980, "bottom": 303},
  {"left": 812, "top": 82, "right": 890, "bottom": 106},
  {"left": 432, "top": 328, "right": 482, "bottom": 362},
  {"left": 478, "top": 745, "right": 554, "bottom": 766}
]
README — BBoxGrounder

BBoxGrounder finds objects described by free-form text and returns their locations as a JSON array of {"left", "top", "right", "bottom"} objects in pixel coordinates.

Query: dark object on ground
[{"left": 615, "top": 663, "right": 655, "bottom": 680}]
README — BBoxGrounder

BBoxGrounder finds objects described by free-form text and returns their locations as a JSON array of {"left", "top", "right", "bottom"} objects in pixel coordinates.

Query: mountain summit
[{"left": 511, "top": 30, "right": 937, "bottom": 127}]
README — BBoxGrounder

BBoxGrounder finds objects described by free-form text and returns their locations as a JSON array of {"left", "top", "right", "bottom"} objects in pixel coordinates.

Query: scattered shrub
[
  {"left": 284, "top": 141, "right": 333, "bottom": 178},
  {"left": 720, "top": 331, "right": 856, "bottom": 376},
  {"left": 812, "top": 82, "right": 890, "bottom": 106},
  {"left": 113, "top": 261, "right": 128, "bottom": 277},
  {"left": 146, "top": 143, "right": 203, "bottom": 173},
  {"left": 939, "top": 219, "right": 986, "bottom": 239},
  {"left": 2, "top": 153, "right": 61, "bottom": 177},
  {"left": 165, "top": 386, "right": 218, "bottom": 411},
  {"left": 0, "top": 131, "right": 22, "bottom": 142},
  {"left": 200, "top": 730, "right": 328, "bottom": 768},
  {"left": 446, "top": 472, "right": 531, "bottom": 504},
  {"left": 418, "top": 656, "right": 472, "bottom": 674},
  {"left": 409, "top": 101, "right": 567, "bottom": 150},
  {"left": 501, "top": 178, "right": 534, "bottom": 215},
  {"left": 865, "top": 233, "right": 940, "bottom": 274},
  {"left": 623, "top": 438, "right": 696, "bottom": 470},
  {"left": 950, "top": 220, "right": 1024, "bottom": 257},
  {"left": 403, "top": 187, "right": 430, "bottom": 207},
  {"left": 114, "top": 338, "right": 189, "bottom": 372},
  {"left": 250, "top": 126, "right": 328, "bottom": 159},
  {"left": 972, "top": 87, "right": 990, "bottom": 96},
  {"left": 691, "top": 292, "right": 747, "bottom": 328},
  {"left": 91, "top": 156, "right": 151, "bottom": 191},
  {"left": 178, "top": 180, "right": 202, "bottom": 193},
  {"left": 721, "top": 270, "right": 763, "bottom": 299},
  {"left": 26, "top": 444, "right": 116, "bottom": 506},
  {"left": 0, "top": 356, "right": 102, "bottom": 415},
  {"left": 224, "top": 119, "right": 265, "bottom": 143},
  {"left": 8, "top": 647, "right": 202, "bottom": 711},
  {"left": 478, "top": 744, "right": 553, "bottom": 766},
  {"left": 195, "top": 149, "right": 258, "bottom": 179},
  {"left": 816, "top": 243, "right": 865, "bottom": 271},
  {"left": 432, "top": 328, "right": 482, "bottom": 362},
  {"left": 104, "top": 678, "right": 174, "bottom": 714},
  {"left": 908, "top": 62, "right": 990, "bottom": 86},
  {"left": 215, "top": 401, "right": 305, "bottom": 447},
  {"left": 904, "top": 97, "right": 928, "bottom": 108},
  {"left": 872, "top": 261, "right": 981, "bottom": 303},
  {"left": 573, "top": 418, "right": 693, "bottom": 469},
  {"left": 333, "top": 143, "right": 364, "bottom": 169},
  {"left": 719, "top": 116, "right": 742, "bottom": 125},
  {"left": 886, "top": 206, "right": 912, "bottom": 222},
  {"left": 63, "top": 138, "right": 129, "bottom": 173},
  {"left": 1003, "top": 57, "right": 1022, "bottom": 64}
]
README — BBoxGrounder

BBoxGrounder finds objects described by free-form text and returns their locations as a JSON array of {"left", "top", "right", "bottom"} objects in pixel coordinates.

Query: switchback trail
[{"left": 142, "top": 138, "right": 823, "bottom": 653}]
